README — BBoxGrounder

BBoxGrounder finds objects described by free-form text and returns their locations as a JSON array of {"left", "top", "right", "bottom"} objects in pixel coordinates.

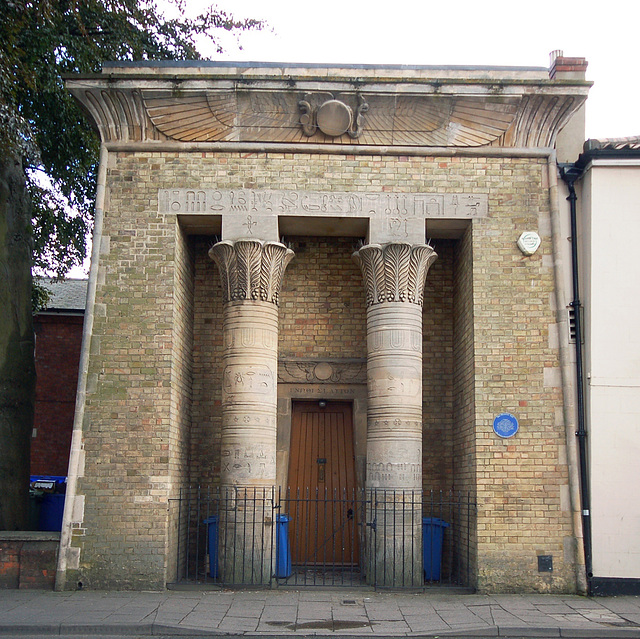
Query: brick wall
[
  {"left": 469, "top": 160, "right": 573, "bottom": 593},
  {"left": 279, "top": 236, "right": 366, "bottom": 359},
  {"left": 69, "top": 154, "right": 191, "bottom": 589},
  {"left": 32, "top": 314, "right": 83, "bottom": 477},
  {"left": 69, "top": 150, "right": 575, "bottom": 592},
  {"left": 422, "top": 240, "right": 455, "bottom": 493},
  {"left": 166, "top": 222, "right": 195, "bottom": 583},
  {"left": 453, "top": 224, "right": 478, "bottom": 585},
  {"left": 0, "top": 534, "right": 59, "bottom": 589},
  {"left": 191, "top": 237, "right": 223, "bottom": 488}
]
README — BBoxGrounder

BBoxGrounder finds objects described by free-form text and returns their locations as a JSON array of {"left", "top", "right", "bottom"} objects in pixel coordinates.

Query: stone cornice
[
  {"left": 66, "top": 70, "right": 589, "bottom": 148},
  {"left": 209, "top": 239, "right": 294, "bottom": 305},
  {"left": 353, "top": 243, "right": 438, "bottom": 307}
]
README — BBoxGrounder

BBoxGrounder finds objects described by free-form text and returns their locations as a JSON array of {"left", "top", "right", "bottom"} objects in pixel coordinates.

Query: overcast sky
[{"left": 183, "top": 0, "right": 637, "bottom": 140}]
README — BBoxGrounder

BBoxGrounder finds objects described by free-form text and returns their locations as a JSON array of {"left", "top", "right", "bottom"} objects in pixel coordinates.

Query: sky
[{"left": 181, "top": 0, "right": 637, "bottom": 140}]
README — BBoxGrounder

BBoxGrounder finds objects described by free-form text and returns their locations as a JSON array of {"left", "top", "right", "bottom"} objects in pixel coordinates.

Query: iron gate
[{"left": 170, "top": 487, "right": 476, "bottom": 589}]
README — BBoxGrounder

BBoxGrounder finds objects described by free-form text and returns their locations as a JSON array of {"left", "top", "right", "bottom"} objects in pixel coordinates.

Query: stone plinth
[
  {"left": 209, "top": 239, "right": 294, "bottom": 584},
  {"left": 354, "top": 242, "right": 437, "bottom": 587}
]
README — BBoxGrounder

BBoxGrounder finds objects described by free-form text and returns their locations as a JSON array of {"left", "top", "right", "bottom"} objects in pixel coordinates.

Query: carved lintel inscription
[
  {"left": 289, "top": 386, "right": 357, "bottom": 396},
  {"left": 159, "top": 189, "right": 488, "bottom": 219}
]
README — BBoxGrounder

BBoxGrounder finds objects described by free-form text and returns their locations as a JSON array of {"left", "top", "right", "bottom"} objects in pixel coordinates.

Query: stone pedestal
[
  {"left": 353, "top": 243, "right": 437, "bottom": 587},
  {"left": 209, "top": 239, "right": 294, "bottom": 584}
]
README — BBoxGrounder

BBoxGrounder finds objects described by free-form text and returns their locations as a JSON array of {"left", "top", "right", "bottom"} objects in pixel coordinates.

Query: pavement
[{"left": 1, "top": 588, "right": 640, "bottom": 638}]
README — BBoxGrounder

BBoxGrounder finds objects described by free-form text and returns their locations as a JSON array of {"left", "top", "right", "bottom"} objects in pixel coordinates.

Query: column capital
[
  {"left": 209, "top": 239, "right": 294, "bottom": 305},
  {"left": 353, "top": 242, "right": 437, "bottom": 307}
]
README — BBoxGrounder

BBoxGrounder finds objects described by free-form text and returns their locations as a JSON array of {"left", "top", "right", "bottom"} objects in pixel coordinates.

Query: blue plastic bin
[
  {"left": 204, "top": 515, "right": 219, "bottom": 579},
  {"left": 30, "top": 475, "right": 67, "bottom": 531},
  {"left": 422, "top": 517, "right": 449, "bottom": 581},
  {"left": 275, "top": 514, "right": 292, "bottom": 578},
  {"left": 39, "top": 494, "right": 65, "bottom": 531}
]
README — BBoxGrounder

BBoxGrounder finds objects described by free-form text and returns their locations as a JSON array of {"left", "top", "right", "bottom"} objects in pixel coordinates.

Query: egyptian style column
[
  {"left": 353, "top": 242, "right": 437, "bottom": 587},
  {"left": 209, "top": 239, "right": 294, "bottom": 585}
]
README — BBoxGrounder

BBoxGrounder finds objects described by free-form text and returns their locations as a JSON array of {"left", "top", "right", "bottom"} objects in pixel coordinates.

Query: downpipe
[{"left": 559, "top": 162, "right": 593, "bottom": 595}]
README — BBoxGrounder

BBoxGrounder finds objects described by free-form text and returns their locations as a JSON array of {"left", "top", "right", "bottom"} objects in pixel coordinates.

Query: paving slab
[{"left": 0, "top": 589, "right": 639, "bottom": 638}]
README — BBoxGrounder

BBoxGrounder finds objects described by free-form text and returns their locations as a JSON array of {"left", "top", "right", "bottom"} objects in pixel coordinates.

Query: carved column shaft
[
  {"left": 221, "top": 303, "right": 278, "bottom": 487},
  {"left": 354, "top": 242, "right": 437, "bottom": 588},
  {"left": 366, "top": 303, "right": 423, "bottom": 489},
  {"left": 209, "top": 239, "right": 293, "bottom": 585}
]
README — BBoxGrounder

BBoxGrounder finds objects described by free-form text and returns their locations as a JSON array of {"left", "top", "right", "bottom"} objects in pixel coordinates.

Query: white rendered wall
[{"left": 583, "top": 161, "right": 640, "bottom": 578}]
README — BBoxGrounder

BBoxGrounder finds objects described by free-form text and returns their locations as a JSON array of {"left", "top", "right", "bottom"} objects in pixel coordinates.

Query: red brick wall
[
  {"left": 31, "top": 314, "right": 83, "bottom": 477},
  {"left": 0, "top": 536, "right": 59, "bottom": 589}
]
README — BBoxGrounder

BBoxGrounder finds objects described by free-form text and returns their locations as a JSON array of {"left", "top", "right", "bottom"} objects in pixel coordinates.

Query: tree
[{"left": 0, "top": 0, "right": 263, "bottom": 530}]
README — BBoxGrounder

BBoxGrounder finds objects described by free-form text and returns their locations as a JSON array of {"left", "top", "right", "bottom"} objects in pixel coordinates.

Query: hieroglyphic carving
[
  {"left": 353, "top": 243, "right": 438, "bottom": 307},
  {"left": 368, "top": 368, "right": 421, "bottom": 400},
  {"left": 366, "top": 461, "right": 422, "bottom": 486},
  {"left": 223, "top": 364, "right": 275, "bottom": 396},
  {"left": 209, "top": 239, "right": 294, "bottom": 305},
  {"left": 220, "top": 444, "right": 276, "bottom": 480},
  {"left": 159, "top": 189, "right": 488, "bottom": 219}
]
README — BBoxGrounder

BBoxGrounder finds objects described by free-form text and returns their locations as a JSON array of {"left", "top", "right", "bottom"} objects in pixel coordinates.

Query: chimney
[{"left": 549, "top": 50, "right": 588, "bottom": 80}]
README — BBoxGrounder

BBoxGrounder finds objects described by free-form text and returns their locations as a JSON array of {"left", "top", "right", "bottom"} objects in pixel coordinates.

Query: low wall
[{"left": 0, "top": 532, "right": 60, "bottom": 589}]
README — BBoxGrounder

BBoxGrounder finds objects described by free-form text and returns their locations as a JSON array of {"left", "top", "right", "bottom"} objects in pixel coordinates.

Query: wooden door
[{"left": 287, "top": 401, "right": 359, "bottom": 565}]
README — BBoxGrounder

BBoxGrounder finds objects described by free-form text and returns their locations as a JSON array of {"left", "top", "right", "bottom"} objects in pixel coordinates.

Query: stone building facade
[{"left": 57, "top": 55, "right": 590, "bottom": 592}]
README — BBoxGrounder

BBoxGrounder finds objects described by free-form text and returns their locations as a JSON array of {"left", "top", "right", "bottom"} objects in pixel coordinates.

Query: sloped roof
[
  {"left": 584, "top": 136, "right": 640, "bottom": 151},
  {"left": 37, "top": 278, "right": 88, "bottom": 312}
]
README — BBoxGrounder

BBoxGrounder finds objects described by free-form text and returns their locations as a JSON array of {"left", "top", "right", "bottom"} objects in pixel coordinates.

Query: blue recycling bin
[
  {"left": 39, "top": 494, "right": 66, "bottom": 531},
  {"left": 423, "top": 517, "right": 449, "bottom": 581},
  {"left": 204, "top": 515, "right": 219, "bottom": 579},
  {"left": 31, "top": 477, "right": 67, "bottom": 532},
  {"left": 276, "top": 514, "right": 292, "bottom": 578}
]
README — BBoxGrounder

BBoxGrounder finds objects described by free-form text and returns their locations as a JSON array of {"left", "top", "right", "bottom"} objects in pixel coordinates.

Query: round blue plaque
[{"left": 493, "top": 413, "right": 519, "bottom": 438}]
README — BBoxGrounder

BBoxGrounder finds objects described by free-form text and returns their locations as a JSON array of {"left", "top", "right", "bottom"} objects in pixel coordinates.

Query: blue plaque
[{"left": 493, "top": 413, "right": 519, "bottom": 438}]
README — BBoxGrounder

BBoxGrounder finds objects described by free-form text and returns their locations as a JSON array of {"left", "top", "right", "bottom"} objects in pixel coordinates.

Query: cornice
[{"left": 66, "top": 71, "right": 590, "bottom": 149}]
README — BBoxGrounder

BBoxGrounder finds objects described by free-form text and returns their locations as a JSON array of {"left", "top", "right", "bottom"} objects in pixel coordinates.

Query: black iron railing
[{"left": 170, "top": 487, "right": 476, "bottom": 589}]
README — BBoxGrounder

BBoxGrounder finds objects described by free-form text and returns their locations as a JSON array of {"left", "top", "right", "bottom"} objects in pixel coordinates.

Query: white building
[{"left": 569, "top": 137, "right": 640, "bottom": 595}]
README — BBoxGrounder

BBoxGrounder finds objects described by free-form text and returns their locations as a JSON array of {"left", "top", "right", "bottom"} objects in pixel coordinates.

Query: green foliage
[
  {"left": 0, "top": 0, "right": 263, "bottom": 276},
  {"left": 31, "top": 279, "right": 52, "bottom": 313}
]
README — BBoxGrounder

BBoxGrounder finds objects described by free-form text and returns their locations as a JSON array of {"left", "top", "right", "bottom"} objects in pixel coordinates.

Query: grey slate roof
[
  {"left": 37, "top": 278, "right": 88, "bottom": 312},
  {"left": 584, "top": 136, "right": 640, "bottom": 151}
]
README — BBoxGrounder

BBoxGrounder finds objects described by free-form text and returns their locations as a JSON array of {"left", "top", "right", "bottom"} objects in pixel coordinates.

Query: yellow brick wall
[{"left": 72, "top": 150, "right": 574, "bottom": 592}]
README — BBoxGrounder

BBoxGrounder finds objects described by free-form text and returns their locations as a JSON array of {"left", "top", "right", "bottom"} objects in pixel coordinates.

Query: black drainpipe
[{"left": 559, "top": 163, "right": 592, "bottom": 595}]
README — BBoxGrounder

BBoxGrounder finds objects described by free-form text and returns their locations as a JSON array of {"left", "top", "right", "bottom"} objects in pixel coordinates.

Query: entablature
[{"left": 67, "top": 62, "right": 590, "bottom": 149}]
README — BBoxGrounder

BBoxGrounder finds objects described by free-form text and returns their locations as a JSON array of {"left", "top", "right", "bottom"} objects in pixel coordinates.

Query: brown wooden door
[{"left": 287, "top": 401, "right": 359, "bottom": 565}]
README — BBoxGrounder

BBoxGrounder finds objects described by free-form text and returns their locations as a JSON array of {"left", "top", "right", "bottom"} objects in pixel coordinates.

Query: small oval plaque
[{"left": 493, "top": 413, "right": 519, "bottom": 438}]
